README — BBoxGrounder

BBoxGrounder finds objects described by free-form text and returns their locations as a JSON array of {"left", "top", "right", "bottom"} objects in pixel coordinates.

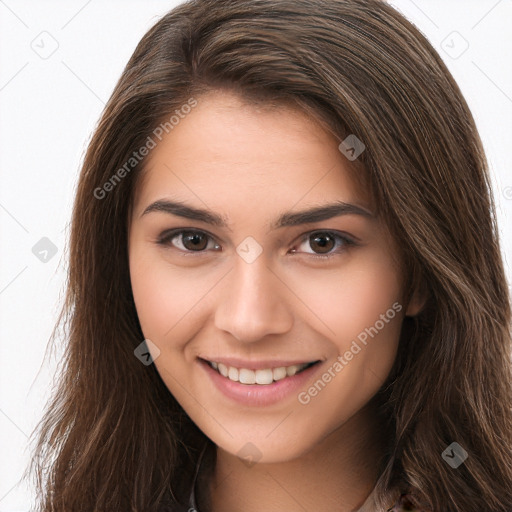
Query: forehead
[{"left": 131, "top": 90, "right": 371, "bottom": 218}]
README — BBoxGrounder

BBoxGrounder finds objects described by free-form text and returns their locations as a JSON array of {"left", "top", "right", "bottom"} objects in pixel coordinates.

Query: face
[{"left": 128, "top": 90, "right": 418, "bottom": 464}]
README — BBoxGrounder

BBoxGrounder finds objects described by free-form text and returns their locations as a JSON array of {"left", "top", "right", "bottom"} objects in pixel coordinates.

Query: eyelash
[{"left": 155, "top": 228, "right": 358, "bottom": 260}]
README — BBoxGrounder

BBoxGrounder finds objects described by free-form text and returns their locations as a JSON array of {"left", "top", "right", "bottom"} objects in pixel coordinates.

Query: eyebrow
[{"left": 140, "top": 199, "right": 374, "bottom": 230}]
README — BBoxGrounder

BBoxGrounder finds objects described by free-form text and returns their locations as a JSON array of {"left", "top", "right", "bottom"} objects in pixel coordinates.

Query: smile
[
  {"left": 205, "top": 359, "right": 319, "bottom": 385},
  {"left": 198, "top": 357, "right": 324, "bottom": 406}
]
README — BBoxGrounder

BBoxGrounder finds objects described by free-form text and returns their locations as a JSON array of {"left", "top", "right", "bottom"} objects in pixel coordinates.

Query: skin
[{"left": 128, "top": 90, "right": 424, "bottom": 512}]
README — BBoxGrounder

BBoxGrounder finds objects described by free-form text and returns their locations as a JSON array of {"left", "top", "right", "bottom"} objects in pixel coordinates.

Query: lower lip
[{"left": 198, "top": 358, "right": 323, "bottom": 407}]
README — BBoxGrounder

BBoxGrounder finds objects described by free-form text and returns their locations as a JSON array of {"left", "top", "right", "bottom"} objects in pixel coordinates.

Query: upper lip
[{"left": 199, "top": 356, "right": 321, "bottom": 370}]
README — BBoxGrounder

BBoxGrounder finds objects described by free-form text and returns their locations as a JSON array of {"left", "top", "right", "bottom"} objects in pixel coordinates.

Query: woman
[{"left": 29, "top": 0, "right": 512, "bottom": 511}]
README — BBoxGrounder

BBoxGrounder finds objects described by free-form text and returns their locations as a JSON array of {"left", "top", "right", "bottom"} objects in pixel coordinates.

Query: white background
[{"left": 0, "top": 1, "right": 511, "bottom": 510}]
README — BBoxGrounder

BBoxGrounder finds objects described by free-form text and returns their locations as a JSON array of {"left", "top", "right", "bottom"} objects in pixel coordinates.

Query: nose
[{"left": 213, "top": 255, "right": 294, "bottom": 343}]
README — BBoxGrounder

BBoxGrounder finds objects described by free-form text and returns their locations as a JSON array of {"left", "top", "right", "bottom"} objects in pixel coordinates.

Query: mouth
[{"left": 199, "top": 357, "right": 321, "bottom": 385}]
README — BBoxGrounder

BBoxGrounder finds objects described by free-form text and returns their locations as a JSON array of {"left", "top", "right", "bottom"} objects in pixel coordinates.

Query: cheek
[
  {"left": 128, "top": 242, "right": 220, "bottom": 351},
  {"left": 129, "top": 252, "right": 171, "bottom": 339},
  {"left": 289, "top": 250, "right": 404, "bottom": 413},
  {"left": 292, "top": 268, "right": 403, "bottom": 434},
  {"left": 128, "top": 247, "right": 207, "bottom": 400},
  {"left": 290, "top": 250, "right": 403, "bottom": 344},
  {"left": 128, "top": 241, "right": 187, "bottom": 343}
]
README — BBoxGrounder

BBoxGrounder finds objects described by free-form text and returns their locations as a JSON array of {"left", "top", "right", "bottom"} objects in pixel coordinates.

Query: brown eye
[
  {"left": 290, "top": 230, "right": 356, "bottom": 259},
  {"left": 157, "top": 229, "right": 221, "bottom": 253},
  {"left": 181, "top": 231, "right": 208, "bottom": 251},
  {"left": 309, "top": 232, "right": 336, "bottom": 254}
]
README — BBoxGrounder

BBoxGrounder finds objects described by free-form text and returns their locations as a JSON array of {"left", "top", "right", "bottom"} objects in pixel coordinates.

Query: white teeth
[
  {"left": 272, "top": 367, "right": 287, "bottom": 380},
  {"left": 287, "top": 365, "right": 299, "bottom": 377},
  {"left": 228, "top": 366, "right": 239, "bottom": 381},
  {"left": 218, "top": 363, "right": 228, "bottom": 377},
  {"left": 239, "top": 368, "right": 256, "bottom": 384},
  {"left": 255, "top": 369, "right": 273, "bottom": 385},
  {"left": 209, "top": 360, "right": 314, "bottom": 385}
]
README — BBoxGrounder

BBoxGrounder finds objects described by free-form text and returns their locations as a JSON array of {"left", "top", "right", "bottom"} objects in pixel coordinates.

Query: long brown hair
[{"left": 28, "top": 0, "right": 512, "bottom": 510}]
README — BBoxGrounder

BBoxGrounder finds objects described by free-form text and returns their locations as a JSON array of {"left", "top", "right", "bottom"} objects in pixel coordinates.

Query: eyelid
[
  {"left": 156, "top": 227, "right": 359, "bottom": 258},
  {"left": 156, "top": 228, "right": 221, "bottom": 251},
  {"left": 294, "top": 229, "right": 359, "bottom": 246},
  {"left": 291, "top": 230, "right": 358, "bottom": 258}
]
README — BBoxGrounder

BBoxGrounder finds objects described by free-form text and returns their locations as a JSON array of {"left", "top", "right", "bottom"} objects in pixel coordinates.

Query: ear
[{"left": 405, "top": 280, "right": 428, "bottom": 317}]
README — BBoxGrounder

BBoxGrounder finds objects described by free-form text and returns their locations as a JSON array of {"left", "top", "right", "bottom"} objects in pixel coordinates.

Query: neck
[{"left": 200, "top": 402, "right": 388, "bottom": 512}]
